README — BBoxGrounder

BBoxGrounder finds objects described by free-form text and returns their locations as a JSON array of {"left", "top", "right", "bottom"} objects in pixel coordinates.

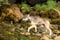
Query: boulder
[
  {"left": 0, "top": 4, "right": 23, "bottom": 22},
  {"left": 46, "top": 8, "right": 60, "bottom": 19}
]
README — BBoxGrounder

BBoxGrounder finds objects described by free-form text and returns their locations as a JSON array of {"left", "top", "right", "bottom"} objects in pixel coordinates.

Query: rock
[
  {"left": 41, "top": 35, "right": 50, "bottom": 40},
  {"left": 20, "top": 32, "right": 30, "bottom": 35},
  {"left": 11, "top": 4, "right": 24, "bottom": 22},
  {"left": 54, "top": 36, "right": 60, "bottom": 40},
  {"left": 0, "top": 4, "right": 23, "bottom": 22},
  {"left": 32, "top": 33, "right": 41, "bottom": 36},
  {"left": 46, "top": 8, "right": 60, "bottom": 19},
  {"left": 50, "top": 19, "right": 60, "bottom": 24},
  {"left": 39, "top": 8, "right": 60, "bottom": 19}
]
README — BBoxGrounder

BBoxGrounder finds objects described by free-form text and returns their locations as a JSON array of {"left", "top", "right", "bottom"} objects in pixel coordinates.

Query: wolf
[{"left": 22, "top": 14, "right": 52, "bottom": 35}]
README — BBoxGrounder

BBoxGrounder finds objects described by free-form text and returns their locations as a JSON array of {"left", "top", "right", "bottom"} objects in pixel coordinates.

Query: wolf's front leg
[
  {"left": 28, "top": 25, "right": 37, "bottom": 32},
  {"left": 28, "top": 26, "right": 34, "bottom": 32},
  {"left": 35, "top": 26, "right": 37, "bottom": 32}
]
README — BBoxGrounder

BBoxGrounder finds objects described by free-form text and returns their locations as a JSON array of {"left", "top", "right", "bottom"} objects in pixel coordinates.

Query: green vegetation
[
  {"left": 47, "top": 0, "right": 56, "bottom": 9},
  {"left": 4, "top": 0, "right": 8, "bottom": 3},
  {"left": 33, "top": 4, "right": 47, "bottom": 11},
  {"left": 33, "top": 0, "right": 57, "bottom": 11},
  {"left": 55, "top": 6, "right": 60, "bottom": 11},
  {"left": 21, "top": 3, "right": 30, "bottom": 13}
]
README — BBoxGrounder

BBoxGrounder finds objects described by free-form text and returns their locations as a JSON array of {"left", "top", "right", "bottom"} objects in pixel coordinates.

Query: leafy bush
[
  {"left": 33, "top": 4, "right": 47, "bottom": 11},
  {"left": 4, "top": 0, "right": 8, "bottom": 3},
  {"left": 21, "top": 3, "right": 30, "bottom": 13},
  {"left": 33, "top": 0, "right": 56, "bottom": 11},
  {"left": 47, "top": 0, "right": 56, "bottom": 9},
  {"left": 33, "top": 4, "right": 42, "bottom": 10}
]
